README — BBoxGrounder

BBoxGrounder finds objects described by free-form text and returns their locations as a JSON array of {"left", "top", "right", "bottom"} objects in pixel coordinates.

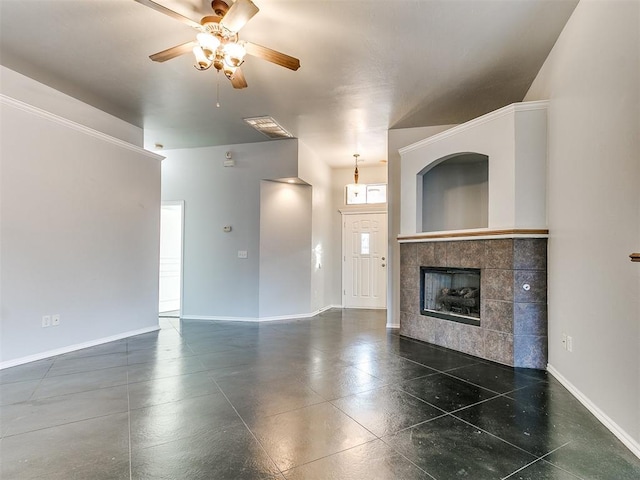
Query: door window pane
[{"left": 361, "top": 233, "right": 370, "bottom": 254}]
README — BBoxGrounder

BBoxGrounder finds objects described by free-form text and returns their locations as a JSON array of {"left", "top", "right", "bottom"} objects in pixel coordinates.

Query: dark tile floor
[{"left": 1, "top": 309, "right": 639, "bottom": 479}]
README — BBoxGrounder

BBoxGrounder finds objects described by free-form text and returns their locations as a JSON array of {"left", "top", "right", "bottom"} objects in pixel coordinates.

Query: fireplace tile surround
[{"left": 399, "top": 238, "right": 548, "bottom": 369}]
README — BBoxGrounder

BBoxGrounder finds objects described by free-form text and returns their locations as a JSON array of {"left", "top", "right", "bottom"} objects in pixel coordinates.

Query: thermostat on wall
[{"left": 223, "top": 226, "right": 232, "bottom": 232}]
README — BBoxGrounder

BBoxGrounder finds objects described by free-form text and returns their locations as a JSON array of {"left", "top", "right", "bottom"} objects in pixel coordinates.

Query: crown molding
[
  {"left": 0, "top": 94, "right": 164, "bottom": 161},
  {"left": 398, "top": 100, "right": 550, "bottom": 155}
]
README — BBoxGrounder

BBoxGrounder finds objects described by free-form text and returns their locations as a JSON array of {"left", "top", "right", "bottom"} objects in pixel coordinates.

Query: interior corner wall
[
  {"left": 259, "top": 181, "right": 312, "bottom": 317},
  {"left": 524, "top": 0, "right": 640, "bottom": 446},
  {"left": 298, "top": 142, "right": 335, "bottom": 311},
  {"left": 388, "top": 126, "right": 456, "bottom": 328},
  {"left": 1, "top": 94, "right": 160, "bottom": 365},
  {"left": 331, "top": 165, "right": 388, "bottom": 307},
  {"left": 160, "top": 140, "right": 299, "bottom": 320}
]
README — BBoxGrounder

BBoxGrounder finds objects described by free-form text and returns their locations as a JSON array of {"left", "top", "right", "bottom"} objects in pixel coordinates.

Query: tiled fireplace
[
  {"left": 400, "top": 238, "right": 547, "bottom": 369},
  {"left": 397, "top": 101, "right": 549, "bottom": 369}
]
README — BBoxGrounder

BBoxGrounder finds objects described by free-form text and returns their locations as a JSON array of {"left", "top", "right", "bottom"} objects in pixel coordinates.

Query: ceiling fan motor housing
[{"left": 211, "top": 0, "right": 230, "bottom": 17}]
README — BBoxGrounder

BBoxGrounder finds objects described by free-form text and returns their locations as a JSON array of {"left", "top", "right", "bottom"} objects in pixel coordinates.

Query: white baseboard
[
  {"left": 387, "top": 322, "right": 400, "bottom": 328},
  {"left": 0, "top": 325, "right": 160, "bottom": 370},
  {"left": 547, "top": 364, "right": 640, "bottom": 459},
  {"left": 181, "top": 305, "right": 336, "bottom": 323}
]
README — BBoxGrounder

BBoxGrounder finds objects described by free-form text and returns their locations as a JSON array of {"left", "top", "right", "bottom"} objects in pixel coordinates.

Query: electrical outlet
[
  {"left": 238, "top": 250, "right": 248, "bottom": 259},
  {"left": 567, "top": 336, "right": 573, "bottom": 352},
  {"left": 52, "top": 314, "right": 60, "bottom": 326},
  {"left": 562, "top": 333, "right": 567, "bottom": 349},
  {"left": 42, "top": 315, "right": 51, "bottom": 328}
]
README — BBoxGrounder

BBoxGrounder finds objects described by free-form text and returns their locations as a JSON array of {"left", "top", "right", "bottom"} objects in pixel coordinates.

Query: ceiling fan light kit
[{"left": 135, "top": 0, "right": 300, "bottom": 90}]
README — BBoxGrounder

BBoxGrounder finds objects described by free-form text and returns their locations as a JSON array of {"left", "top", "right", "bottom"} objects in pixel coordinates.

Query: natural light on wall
[{"left": 345, "top": 183, "right": 387, "bottom": 205}]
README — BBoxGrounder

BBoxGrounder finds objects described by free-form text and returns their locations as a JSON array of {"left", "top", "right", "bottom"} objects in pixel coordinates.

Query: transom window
[{"left": 345, "top": 183, "right": 387, "bottom": 205}]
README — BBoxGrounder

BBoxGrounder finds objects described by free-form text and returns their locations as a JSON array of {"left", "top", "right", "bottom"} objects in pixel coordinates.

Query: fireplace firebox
[{"left": 420, "top": 266, "right": 481, "bottom": 326}]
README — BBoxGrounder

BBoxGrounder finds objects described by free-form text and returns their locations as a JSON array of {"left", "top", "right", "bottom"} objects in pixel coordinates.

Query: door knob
[
  {"left": 381, "top": 257, "right": 385, "bottom": 260},
  {"left": 382, "top": 263, "right": 386, "bottom": 267}
]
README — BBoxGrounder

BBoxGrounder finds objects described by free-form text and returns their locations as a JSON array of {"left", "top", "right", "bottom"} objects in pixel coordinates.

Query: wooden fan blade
[
  {"left": 229, "top": 67, "right": 248, "bottom": 89},
  {"left": 244, "top": 42, "right": 300, "bottom": 71},
  {"left": 220, "top": 0, "right": 259, "bottom": 32},
  {"left": 134, "top": 0, "right": 202, "bottom": 30},
  {"left": 150, "top": 41, "right": 197, "bottom": 62}
]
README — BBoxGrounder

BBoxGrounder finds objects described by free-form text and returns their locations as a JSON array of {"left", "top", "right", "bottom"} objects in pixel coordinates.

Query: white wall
[
  {"left": 161, "top": 140, "right": 299, "bottom": 319},
  {"left": 399, "top": 103, "right": 548, "bottom": 235},
  {"left": 388, "top": 125, "right": 455, "bottom": 328},
  {"left": 259, "top": 181, "right": 312, "bottom": 318},
  {"left": 524, "top": 0, "right": 640, "bottom": 447},
  {"left": 0, "top": 66, "right": 143, "bottom": 146},
  {"left": 298, "top": 142, "right": 335, "bottom": 311},
  {"left": 1, "top": 85, "right": 161, "bottom": 366},
  {"left": 331, "top": 165, "right": 388, "bottom": 307}
]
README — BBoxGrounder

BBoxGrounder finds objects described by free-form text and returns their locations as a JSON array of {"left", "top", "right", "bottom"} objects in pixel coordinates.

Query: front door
[{"left": 342, "top": 212, "right": 387, "bottom": 308}]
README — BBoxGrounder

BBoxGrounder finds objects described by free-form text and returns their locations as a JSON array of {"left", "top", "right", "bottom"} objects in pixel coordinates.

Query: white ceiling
[{"left": 0, "top": 0, "right": 577, "bottom": 167}]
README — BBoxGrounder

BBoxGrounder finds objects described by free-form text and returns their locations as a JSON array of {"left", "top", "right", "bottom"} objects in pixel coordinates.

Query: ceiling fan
[{"left": 134, "top": 0, "right": 300, "bottom": 89}]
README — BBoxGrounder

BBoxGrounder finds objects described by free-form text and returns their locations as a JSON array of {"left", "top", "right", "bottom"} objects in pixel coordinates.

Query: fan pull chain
[{"left": 216, "top": 71, "right": 221, "bottom": 108}]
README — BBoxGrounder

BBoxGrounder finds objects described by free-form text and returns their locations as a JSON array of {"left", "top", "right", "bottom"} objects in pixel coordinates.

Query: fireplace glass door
[{"left": 421, "top": 267, "right": 481, "bottom": 326}]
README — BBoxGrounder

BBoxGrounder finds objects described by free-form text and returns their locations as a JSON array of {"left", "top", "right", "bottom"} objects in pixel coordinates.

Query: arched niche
[{"left": 418, "top": 152, "right": 488, "bottom": 232}]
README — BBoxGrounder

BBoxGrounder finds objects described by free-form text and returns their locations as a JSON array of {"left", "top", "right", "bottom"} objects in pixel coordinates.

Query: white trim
[
  {"left": 0, "top": 326, "right": 160, "bottom": 370},
  {"left": 181, "top": 305, "right": 335, "bottom": 323},
  {"left": 547, "top": 364, "right": 640, "bottom": 459},
  {"left": 386, "top": 322, "right": 400, "bottom": 328},
  {"left": 398, "top": 100, "right": 549, "bottom": 155},
  {"left": 398, "top": 234, "right": 550, "bottom": 243},
  {"left": 0, "top": 94, "right": 164, "bottom": 161},
  {"left": 338, "top": 207, "right": 387, "bottom": 215},
  {"left": 341, "top": 306, "right": 387, "bottom": 310}
]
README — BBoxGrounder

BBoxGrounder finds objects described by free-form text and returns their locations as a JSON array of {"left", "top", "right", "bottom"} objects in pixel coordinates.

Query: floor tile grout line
[
  {"left": 0, "top": 409, "right": 130, "bottom": 439},
  {"left": 390, "top": 386, "right": 451, "bottom": 416},
  {"left": 196, "top": 357, "right": 286, "bottom": 477},
  {"left": 438, "top": 368, "right": 529, "bottom": 396},
  {"left": 449, "top": 411, "right": 548, "bottom": 460},
  {"left": 444, "top": 391, "right": 514, "bottom": 416},
  {"left": 500, "top": 457, "right": 546, "bottom": 480},
  {"left": 384, "top": 411, "right": 450, "bottom": 437},
  {"left": 280, "top": 437, "right": 437, "bottom": 480},
  {"left": 377, "top": 435, "right": 439, "bottom": 480},
  {"left": 532, "top": 441, "right": 588, "bottom": 480},
  {"left": 326, "top": 398, "right": 384, "bottom": 439},
  {"left": 24, "top": 360, "right": 56, "bottom": 403},
  {"left": 500, "top": 441, "right": 583, "bottom": 480},
  {"left": 23, "top": 377, "right": 130, "bottom": 403},
  {"left": 126, "top": 370, "right": 133, "bottom": 480}
]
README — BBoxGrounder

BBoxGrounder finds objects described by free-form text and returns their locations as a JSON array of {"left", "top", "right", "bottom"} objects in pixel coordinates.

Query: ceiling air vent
[{"left": 243, "top": 116, "right": 294, "bottom": 139}]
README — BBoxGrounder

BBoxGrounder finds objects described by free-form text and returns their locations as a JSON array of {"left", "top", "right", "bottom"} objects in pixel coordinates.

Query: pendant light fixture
[{"left": 353, "top": 154, "right": 360, "bottom": 184}]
